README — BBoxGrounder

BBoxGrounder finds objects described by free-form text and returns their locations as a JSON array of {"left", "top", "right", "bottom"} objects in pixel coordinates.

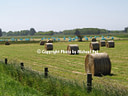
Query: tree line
[
  {"left": 1, "top": 28, "right": 36, "bottom": 36},
  {"left": 0, "top": 27, "right": 128, "bottom": 37},
  {"left": 63, "top": 27, "right": 128, "bottom": 35}
]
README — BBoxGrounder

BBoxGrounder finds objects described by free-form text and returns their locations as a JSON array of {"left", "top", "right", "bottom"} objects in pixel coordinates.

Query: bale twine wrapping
[
  {"left": 90, "top": 42, "right": 100, "bottom": 50},
  {"left": 106, "top": 41, "right": 115, "bottom": 48},
  {"left": 5, "top": 42, "right": 10, "bottom": 45},
  {"left": 40, "top": 41, "right": 46, "bottom": 45},
  {"left": 99, "top": 40, "right": 106, "bottom": 47},
  {"left": 45, "top": 43, "right": 53, "bottom": 50},
  {"left": 67, "top": 44, "right": 79, "bottom": 55},
  {"left": 47, "top": 40, "right": 53, "bottom": 43},
  {"left": 92, "top": 38, "right": 97, "bottom": 42},
  {"left": 85, "top": 53, "right": 111, "bottom": 76}
]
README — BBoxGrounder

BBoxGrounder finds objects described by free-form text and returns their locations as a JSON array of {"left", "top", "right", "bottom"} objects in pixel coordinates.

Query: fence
[{"left": 1, "top": 58, "right": 93, "bottom": 92}]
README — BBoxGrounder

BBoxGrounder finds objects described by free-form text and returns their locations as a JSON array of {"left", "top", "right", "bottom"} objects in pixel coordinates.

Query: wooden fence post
[
  {"left": 44, "top": 67, "right": 48, "bottom": 78},
  {"left": 20, "top": 62, "right": 24, "bottom": 70},
  {"left": 5, "top": 58, "right": 7, "bottom": 64},
  {"left": 87, "top": 73, "right": 93, "bottom": 92}
]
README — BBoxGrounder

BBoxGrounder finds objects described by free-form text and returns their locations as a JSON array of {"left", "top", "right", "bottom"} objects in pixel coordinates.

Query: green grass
[
  {"left": 0, "top": 41, "right": 39, "bottom": 44},
  {"left": 0, "top": 63, "right": 93, "bottom": 96},
  {"left": 0, "top": 41, "right": 128, "bottom": 84},
  {"left": 0, "top": 40, "right": 128, "bottom": 95},
  {"left": 0, "top": 72, "right": 44, "bottom": 96},
  {"left": 115, "top": 34, "right": 128, "bottom": 38},
  {"left": 0, "top": 62, "right": 127, "bottom": 96}
]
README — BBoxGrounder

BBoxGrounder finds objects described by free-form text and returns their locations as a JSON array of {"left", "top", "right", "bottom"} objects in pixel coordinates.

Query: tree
[
  {"left": 7, "top": 31, "right": 13, "bottom": 36},
  {"left": 20, "top": 30, "right": 29, "bottom": 36},
  {"left": 74, "top": 29, "right": 83, "bottom": 42},
  {"left": 48, "top": 31, "right": 54, "bottom": 35},
  {"left": 124, "top": 27, "right": 128, "bottom": 32},
  {"left": 29, "top": 28, "right": 36, "bottom": 35},
  {"left": 0, "top": 28, "right": 2, "bottom": 37},
  {"left": 2, "top": 32, "right": 7, "bottom": 36},
  {"left": 74, "top": 29, "right": 80, "bottom": 36}
]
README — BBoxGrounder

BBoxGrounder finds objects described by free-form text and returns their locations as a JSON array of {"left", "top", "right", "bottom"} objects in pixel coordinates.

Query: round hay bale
[
  {"left": 106, "top": 41, "right": 115, "bottom": 48},
  {"left": 90, "top": 42, "right": 100, "bottom": 50},
  {"left": 67, "top": 44, "right": 79, "bottom": 55},
  {"left": 5, "top": 42, "right": 10, "bottom": 45},
  {"left": 40, "top": 41, "right": 46, "bottom": 45},
  {"left": 45, "top": 43, "right": 53, "bottom": 50},
  {"left": 92, "top": 38, "right": 97, "bottom": 42},
  {"left": 47, "top": 40, "right": 53, "bottom": 43},
  {"left": 99, "top": 40, "right": 106, "bottom": 47},
  {"left": 85, "top": 53, "right": 111, "bottom": 76}
]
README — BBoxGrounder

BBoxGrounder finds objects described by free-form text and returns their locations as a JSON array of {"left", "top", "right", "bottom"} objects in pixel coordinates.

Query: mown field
[{"left": 0, "top": 40, "right": 128, "bottom": 88}]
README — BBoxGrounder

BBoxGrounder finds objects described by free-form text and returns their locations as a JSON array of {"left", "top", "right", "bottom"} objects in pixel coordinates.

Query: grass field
[
  {"left": 115, "top": 34, "right": 128, "bottom": 38},
  {"left": 0, "top": 40, "right": 128, "bottom": 92},
  {"left": 0, "top": 72, "right": 44, "bottom": 96}
]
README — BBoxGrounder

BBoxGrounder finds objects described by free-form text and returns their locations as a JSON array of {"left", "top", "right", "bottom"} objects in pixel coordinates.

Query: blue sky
[{"left": 0, "top": 0, "right": 128, "bottom": 32}]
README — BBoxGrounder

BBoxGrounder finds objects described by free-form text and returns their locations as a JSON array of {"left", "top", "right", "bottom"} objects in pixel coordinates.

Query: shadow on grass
[{"left": 94, "top": 73, "right": 116, "bottom": 77}]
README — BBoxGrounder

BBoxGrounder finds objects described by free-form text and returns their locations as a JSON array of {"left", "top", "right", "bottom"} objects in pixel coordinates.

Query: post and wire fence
[{"left": 2, "top": 58, "right": 93, "bottom": 92}]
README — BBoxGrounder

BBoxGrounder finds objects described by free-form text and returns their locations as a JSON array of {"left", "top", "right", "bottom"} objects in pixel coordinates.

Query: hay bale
[
  {"left": 90, "top": 42, "right": 100, "bottom": 50},
  {"left": 85, "top": 53, "right": 111, "bottom": 76},
  {"left": 106, "top": 41, "right": 115, "bottom": 48},
  {"left": 99, "top": 40, "right": 106, "bottom": 47},
  {"left": 5, "top": 42, "right": 10, "bottom": 45},
  {"left": 67, "top": 44, "right": 79, "bottom": 55},
  {"left": 92, "top": 38, "right": 97, "bottom": 42},
  {"left": 40, "top": 41, "right": 46, "bottom": 45},
  {"left": 45, "top": 43, "right": 53, "bottom": 50},
  {"left": 47, "top": 40, "right": 53, "bottom": 43}
]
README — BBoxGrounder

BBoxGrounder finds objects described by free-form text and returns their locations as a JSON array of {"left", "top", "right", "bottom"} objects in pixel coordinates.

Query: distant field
[
  {"left": 0, "top": 36, "right": 121, "bottom": 42},
  {"left": 0, "top": 34, "right": 128, "bottom": 39},
  {"left": 0, "top": 35, "right": 122, "bottom": 40},
  {"left": 0, "top": 40, "right": 128, "bottom": 89},
  {"left": 115, "top": 34, "right": 128, "bottom": 38}
]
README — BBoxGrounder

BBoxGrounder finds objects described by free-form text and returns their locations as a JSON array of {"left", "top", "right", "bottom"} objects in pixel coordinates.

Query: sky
[{"left": 0, "top": 0, "right": 128, "bottom": 32}]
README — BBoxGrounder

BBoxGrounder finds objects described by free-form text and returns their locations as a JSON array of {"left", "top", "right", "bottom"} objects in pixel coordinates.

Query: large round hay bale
[
  {"left": 67, "top": 44, "right": 79, "bottom": 55},
  {"left": 45, "top": 43, "right": 53, "bottom": 50},
  {"left": 99, "top": 40, "right": 106, "bottom": 47},
  {"left": 90, "top": 42, "right": 100, "bottom": 50},
  {"left": 5, "top": 42, "right": 10, "bottom": 45},
  {"left": 47, "top": 40, "right": 53, "bottom": 43},
  {"left": 40, "top": 41, "right": 46, "bottom": 45},
  {"left": 85, "top": 53, "right": 111, "bottom": 76},
  {"left": 92, "top": 38, "right": 97, "bottom": 42},
  {"left": 106, "top": 41, "right": 115, "bottom": 48}
]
